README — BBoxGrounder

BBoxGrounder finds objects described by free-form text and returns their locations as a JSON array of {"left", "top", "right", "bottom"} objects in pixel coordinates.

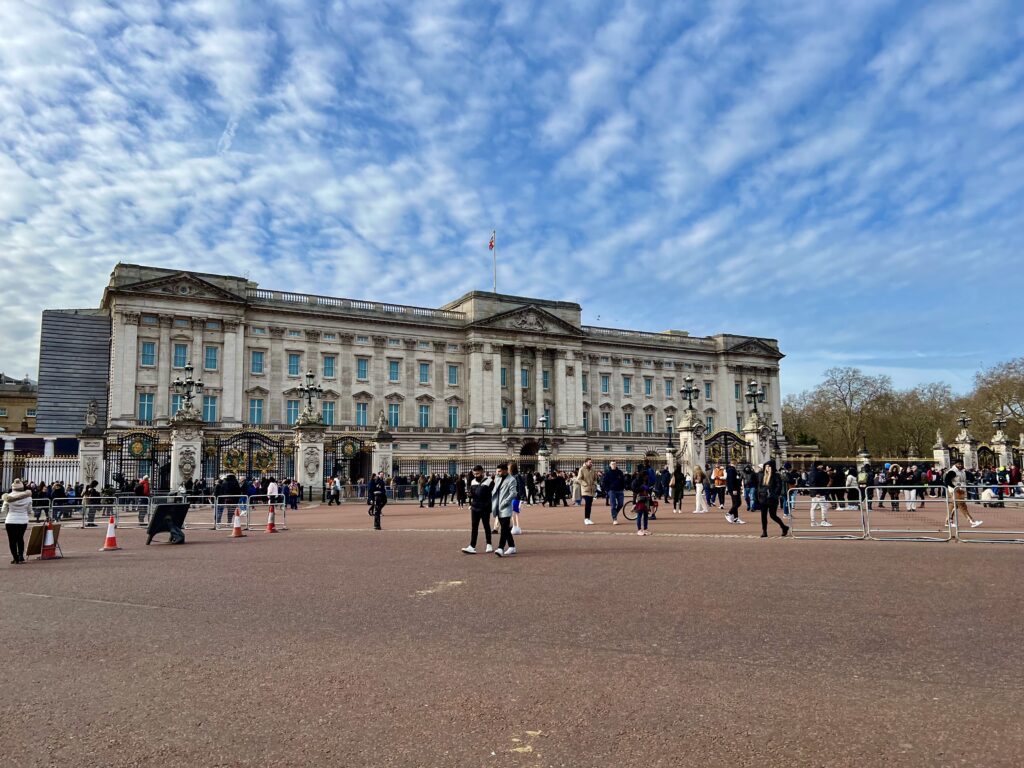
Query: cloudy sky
[{"left": 1, "top": 0, "right": 1021, "bottom": 395}]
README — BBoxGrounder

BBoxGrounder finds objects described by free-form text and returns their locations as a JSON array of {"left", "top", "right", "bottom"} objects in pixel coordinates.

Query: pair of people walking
[{"left": 462, "top": 463, "right": 517, "bottom": 556}]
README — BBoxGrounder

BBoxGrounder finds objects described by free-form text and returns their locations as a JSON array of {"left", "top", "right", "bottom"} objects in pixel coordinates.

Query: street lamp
[
  {"left": 537, "top": 413, "right": 548, "bottom": 452},
  {"left": 680, "top": 376, "right": 700, "bottom": 411},
  {"left": 956, "top": 409, "right": 971, "bottom": 430},
  {"left": 172, "top": 362, "right": 204, "bottom": 413},
  {"left": 992, "top": 414, "right": 1008, "bottom": 433},
  {"left": 297, "top": 369, "right": 324, "bottom": 418},
  {"left": 744, "top": 379, "right": 766, "bottom": 415},
  {"left": 665, "top": 413, "right": 674, "bottom": 448},
  {"left": 770, "top": 420, "right": 781, "bottom": 457}
]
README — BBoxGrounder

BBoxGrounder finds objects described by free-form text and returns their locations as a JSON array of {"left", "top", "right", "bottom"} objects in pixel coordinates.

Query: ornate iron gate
[
  {"left": 948, "top": 445, "right": 962, "bottom": 464},
  {"left": 105, "top": 430, "right": 172, "bottom": 492},
  {"left": 704, "top": 430, "right": 750, "bottom": 466},
  {"left": 204, "top": 430, "right": 288, "bottom": 483},
  {"left": 323, "top": 435, "right": 371, "bottom": 498},
  {"left": 977, "top": 445, "right": 996, "bottom": 469}
]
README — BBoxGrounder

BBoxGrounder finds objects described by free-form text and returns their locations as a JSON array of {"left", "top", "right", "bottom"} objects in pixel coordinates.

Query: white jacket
[{"left": 2, "top": 490, "right": 32, "bottom": 525}]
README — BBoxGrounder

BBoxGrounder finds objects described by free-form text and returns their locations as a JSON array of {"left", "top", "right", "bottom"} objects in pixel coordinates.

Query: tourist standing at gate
[
  {"left": 367, "top": 471, "right": 387, "bottom": 530},
  {"left": 578, "top": 458, "right": 597, "bottom": 525},
  {"left": 82, "top": 480, "right": 100, "bottom": 527},
  {"left": 135, "top": 475, "right": 150, "bottom": 526},
  {"left": 461, "top": 465, "right": 494, "bottom": 553},
  {"left": 711, "top": 463, "right": 727, "bottom": 508},
  {"left": 691, "top": 466, "right": 709, "bottom": 514},
  {"left": 492, "top": 462, "right": 517, "bottom": 556},
  {"left": 669, "top": 464, "right": 685, "bottom": 512},
  {"left": 808, "top": 462, "right": 831, "bottom": 527},
  {"left": 725, "top": 461, "right": 746, "bottom": 524},
  {"left": 603, "top": 461, "right": 626, "bottom": 524},
  {"left": 455, "top": 474, "right": 467, "bottom": 507},
  {"left": 3, "top": 479, "right": 32, "bottom": 564},
  {"left": 756, "top": 461, "right": 789, "bottom": 538}
]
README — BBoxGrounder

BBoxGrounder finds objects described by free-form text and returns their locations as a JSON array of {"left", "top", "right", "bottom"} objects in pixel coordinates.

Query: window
[
  {"left": 205, "top": 320, "right": 221, "bottom": 331},
  {"left": 644, "top": 377, "right": 653, "bottom": 396},
  {"left": 388, "top": 338, "right": 401, "bottom": 347},
  {"left": 665, "top": 379, "right": 674, "bottom": 397},
  {"left": 249, "top": 398, "right": 264, "bottom": 424},
  {"left": 356, "top": 402, "right": 368, "bottom": 427},
  {"left": 521, "top": 368, "right": 529, "bottom": 388},
  {"left": 174, "top": 318, "right": 189, "bottom": 328},
  {"left": 140, "top": 342, "right": 156, "bottom": 367},
  {"left": 137, "top": 393, "right": 154, "bottom": 423},
  {"left": 735, "top": 382, "right": 742, "bottom": 401},
  {"left": 543, "top": 370, "right": 550, "bottom": 390},
  {"left": 26, "top": 408, "right": 36, "bottom": 417},
  {"left": 417, "top": 341, "right": 430, "bottom": 349},
  {"left": 601, "top": 412, "right": 610, "bottom": 432},
  {"left": 448, "top": 365, "right": 458, "bottom": 386},
  {"left": 582, "top": 410, "right": 589, "bottom": 431},
  {"left": 737, "top": 415, "right": 744, "bottom": 431},
  {"left": 171, "top": 394, "right": 183, "bottom": 417},
  {"left": 623, "top": 376, "right": 632, "bottom": 395},
  {"left": 418, "top": 404, "right": 430, "bottom": 428},
  {"left": 388, "top": 403, "right": 399, "bottom": 428},
  {"left": 322, "top": 402, "right": 335, "bottom": 426},
  {"left": 704, "top": 382, "right": 713, "bottom": 400},
  {"left": 600, "top": 374, "right": 610, "bottom": 394},
  {"left": 582, "top": 373, "right": 588, "bottom": 393},
  {"left": 357, "top": 358, "right": 368, "bottom": 380},
  {"left": 706, "top": 415, "right": 714, "bottom": 433},
  {"left": 0, "top": 407, "right": 8, "bottom": 417},
  {"left": 250, "top": 327, "right": 266, "bottom": 335},
  {"left": 645, "top": 414, "right": 654, "bottom": 433},
  {"left": 173, "top": 344, "right": 188, "bottom": 369},
  {"left": 283, "top": 400, "right": 298, "bottom": 424},
  {"left": 624, "top": 413, "right": 633, "bottom": 433},
  {"left": 389, "top": 360, "right": 400, "bottom": 383},
  {"left": 323, "top": 355, "right": 336, "bottom": 378},
  {"left": 522, "top": 408, "right": 531, "bottom": 429},
  {"left": 544, "top": 407, "right": 551, "bottom": 427},
  {"left": 448, "top": 406, "right": 459, "bottom": 429},
  {"left": 420, "top": 443, "right": 430, "bottom": 451},
  {"left": 501, "top": 367, "right": 507, "bottom": 388},
  {"left": 288, "top": 353, "right": 301, "bottom": 376},
  {"left": 141, "top": 315, "right": 157, "bottom": 325},
  {"left": 202, "top": 395, "right": 217, "bottom": 422},
  {"left": 251, "top": 350, "right": 265, "bottom": 374},
  {"left": 288, "top": 329, "right": 301, "bottom": 338},
  {"left": 419, "top": 362, "right": 430, "bottom": 384},
  {"left": 204, "top": 346, "right": 218, "bottom": 371},
  {"left": 501, "top": 406, "right": 509, "bottom": 428},
  {"left": 323, "top": 333, "right": 336, "bottom": 341},
  {"left": 356, "top": 335, "right": 369, "bottom": 343}
]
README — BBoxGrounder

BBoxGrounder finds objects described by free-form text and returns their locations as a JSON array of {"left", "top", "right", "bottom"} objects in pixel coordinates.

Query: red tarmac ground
[{"left": 1, "top": 499, "right": 1022, "bottom": 767}]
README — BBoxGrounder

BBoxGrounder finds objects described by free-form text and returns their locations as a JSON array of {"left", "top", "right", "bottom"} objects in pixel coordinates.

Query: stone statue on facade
[
  {"left": 85, "top": 399, "right": 98, "bottom": 427},
  {"left": 376, "top": 408, "right": 388, "bottom": 434}
]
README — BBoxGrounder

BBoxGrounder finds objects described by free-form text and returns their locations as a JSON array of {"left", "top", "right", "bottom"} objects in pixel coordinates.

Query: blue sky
[{"left": 0, "top": 0, "right": 1021, "bottom": 396}]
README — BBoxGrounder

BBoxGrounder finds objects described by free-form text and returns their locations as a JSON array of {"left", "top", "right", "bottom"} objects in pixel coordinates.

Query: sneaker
[
  {"left": 810, "top": 521, "right": 819, "bottom": 527},
  {"left": 726, "top": 514, "right": 736, "bottom": 523},
  {"left": 950, "top": 520, "right": 958, "bottom": 528},
  {"left": 494, "top": 548, "right": 504, "bottom": 557},
  {"left": 461, "top": 546, "right": 476, "bottom": 554},
  {"left": 760, "top": 532, "right": 768, "bottom": 538},
  {"left": 692, "top": 510, "right": 706, "bottom": 514},
  {"left": 637, "top": 530, "right": 644, "bottom": 536},
  {"left": 971, "top": 520, "right": 983, "bottom": 528},
  {"left": 511, "top": 526, "right": 522, "bottom": 535},
  {"left": 612, "top": 519, "right": 619, "bottom": 525},
  {"left": 584, "top": 519, "right": 594, "bottom": 525},
  {"left": 820, "top": 521, "right": 833, "bottom": 527},
  {"left": 485, "top": 544, "right": 494, "bottom": 552},
  {"left": 504, "top": 547, "right": 516, "bottom": 556},
  {"left": 734, "top": 518, "right": 747, "bottom": 525}
]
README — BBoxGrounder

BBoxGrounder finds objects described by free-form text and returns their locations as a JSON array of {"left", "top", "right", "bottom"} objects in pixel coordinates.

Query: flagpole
[{"left": 492, "top": 229, "right": 497, "bottom": 293}]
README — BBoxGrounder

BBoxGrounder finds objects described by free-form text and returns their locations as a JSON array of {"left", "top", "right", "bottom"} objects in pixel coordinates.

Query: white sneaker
[
  {"left": 504, "top": 547, "right": 516, "bottom": 556},
  {"left": 950, "top": 520, "right": 958, "bottom": 528},
  {"left": 612, "top": 520, "right": 619, "bottom": 525},
  {"left": 584, "top": 519, "right": 595, "bottom": 525},
  {"left": 485, "top": 544, "right": 494, "bottom": 552},
  {"left": 971, "top": 520, "right": 983, "bottom": 528},
  {"left": 461, "top": 546, "right": 476, "bottom": 554},
  {"left": 734, "top": 518, "right": 747, "bottom": 525},
  {"left": 820, "top": 521, "right": 833, "bottom": 527},
  {"left": 810, "top": 521, "right": 819, "bottom": 527},
  {"left": 726, "top": 515, "right": 736, "bottom": 523},
  {"left": 637, "top": 530, "right": 644, "bottom": 536},
  {"left": 511, "top": 526, "right": 522, "bottom": 535},
  {"left": 494, "top": 548, "right": 504, "bottom": 557}
]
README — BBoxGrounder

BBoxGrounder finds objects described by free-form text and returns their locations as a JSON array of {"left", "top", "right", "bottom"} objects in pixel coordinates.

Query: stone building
[
  {"left": 0, "top": 374, "right": 37, "bottom": 433},
  {"left": 40, "top": 264, "right": 785, "bottom": 488}
]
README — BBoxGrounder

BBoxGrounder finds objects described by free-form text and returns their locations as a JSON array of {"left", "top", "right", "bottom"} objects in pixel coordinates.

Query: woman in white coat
[{"left": 3, "top": 478, "right": 33, "bottom": 564}]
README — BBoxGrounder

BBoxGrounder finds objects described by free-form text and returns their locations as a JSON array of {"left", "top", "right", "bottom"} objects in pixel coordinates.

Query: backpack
[{"left": 857, "top": 470, "right": 868, "bottom": 484}]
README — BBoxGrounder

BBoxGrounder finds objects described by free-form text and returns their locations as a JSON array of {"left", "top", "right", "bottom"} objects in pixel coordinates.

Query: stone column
[
  {"left": 77, "top": 433, "right": 106, "bottom": 489},
  {"left": 932, "top": 430, "right": 951, "bottom": 468},
  {"left": 269, "top": 326, "right": 286, "bottom": 424},
  {"left": 743, "top": 412, "right": 771, "bottom": 467},
  {"left": 169, "top": 412, "right": 203, "bottom": 491},
  {"left": 115, "top": 311, "right": 140, "bottom": 421},
  {"left": 191, "top": 318, "right": 205, "bottom": 370},
  {"left": 993, "top": 429, "right": 1013, "bottom": 469},
  {"left": 222, "top": 320, "right": 242, "bottom": 425},
  {"left": 44, "top": 437, "right": 56, "bottom": 458},
  {"left": 372, "top": 429, "right": 395, "bottom": 476},
  {"left": 339, "top": 334, "right": 355, "bottom": 423},
  {"left": 155, "top": 315, "right": 172, "bottom": 422},
  {"left": 676, "top": 410, "right": 705, "bottom": 479},
  {"left": 467, "top": 342, "right": 485, "bottom": 427},
  {"left": 2, "top": 437, "right": 15, "bottom": 489},
  {"left": 487, "top": 344, "right": 501, "bottom": 428},
  {"left": 554, "top": 351, "right": 568, "bottom": 429},
  {"left": 954, "top": 428, "right": 979, "bottom": 471},
  {"left": 534, "top": 349, "right": 545, "bottom": 425},
  {"left": 293, "top": 422, "right": 327, "bottom": 500},
  {"left": 512, "top": 347, "right": 522, "bottom": 428}
]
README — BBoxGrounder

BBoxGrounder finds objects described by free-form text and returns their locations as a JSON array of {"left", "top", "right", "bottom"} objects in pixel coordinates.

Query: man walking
[
  {"left": 603, "top": 461, "right": 626, "bottom": 525},
  {"left": 725, "top": 461, "right": 746, "bottom": 524},
  {"left": 367, "top": 471, "right": 387, "bottom": 530},
  {"left": 492, "top": 462, "right": 517, "bottom": 556},
  {"left": 808, "top": 461, "right": 831, "bottom": 527},
  {"left": 461, "top": 465, "right": 494, "bottom": 554},
  {"left": 578, "top": 458, "right": 597, "bottom": 526},
  {"left": 944, "top": 459, "right": 982, "bottom": 529}
]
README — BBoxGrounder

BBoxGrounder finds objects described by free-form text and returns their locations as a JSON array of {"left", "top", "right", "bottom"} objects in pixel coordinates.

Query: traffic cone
[
  {"left": 99, "top": 515, "right": 121, "bottom": 551},
  {"left": 266, "top": 504, "right": 277, "bottom": 533},
  {"left": 41, "top": 521, "right": 62, "bottom": 560},
  {"left": 229, "top": 510, "right": 246, "bottom": 538}
]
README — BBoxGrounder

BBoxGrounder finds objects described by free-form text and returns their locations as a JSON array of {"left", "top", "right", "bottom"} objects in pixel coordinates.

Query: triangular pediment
[
  {"left": 116, "top": 272, "right": 245, "bottom": 303},
  {"left": 726, "top": 338, "right": 784, "bottom": 360},
  {"left": 470, "top": 305, "right": 583, "bottom": 336}
]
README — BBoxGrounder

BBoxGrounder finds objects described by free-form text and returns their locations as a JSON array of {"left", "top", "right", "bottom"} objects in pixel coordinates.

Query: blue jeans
[
  {"left": 745, "top": 487, "right": 757, "bottom": 511},
  {"left": 609, "top": 490, "right": 624, "bottom": 520},
  {"left": 635, "top": 505, "right": 649, "bottom": 530}
]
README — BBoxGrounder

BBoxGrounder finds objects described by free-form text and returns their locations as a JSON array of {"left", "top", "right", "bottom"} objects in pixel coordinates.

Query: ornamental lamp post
[
  {"left": 745, "top": 379, "right": 766, "bottom": 415},
  {"left": 680, "top": 376, "right": 700, "bottom": 411},
  {"left": 172, "top": 362, "right": 204, "bottom": 414},
  {"left": 956, "top": 409, "right": 971, "bottom": 431},
  {"left": 665, "top": 414, "right": 674, "bottom": 448},
  {"left": 297, "top": 369, "right": 324, "bottom": 422},
  {"left": 992, "top": 414, "right": 1007, "bottom": 433},
  {"left": 537, "top": 413, "right": 549, "bottom": 452},
  {"left": 771, "top": 420, "right": 781, "bottom": 458}
]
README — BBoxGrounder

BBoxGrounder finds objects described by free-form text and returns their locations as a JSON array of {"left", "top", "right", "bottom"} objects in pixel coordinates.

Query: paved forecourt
[{"left": 0, "top": 502, "right": 1022, "bottom": 767}]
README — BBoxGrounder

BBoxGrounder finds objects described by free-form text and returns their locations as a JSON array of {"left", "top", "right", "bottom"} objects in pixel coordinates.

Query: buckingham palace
[{"left": 35, "top": 264, "right": 785, "bottom": 489}]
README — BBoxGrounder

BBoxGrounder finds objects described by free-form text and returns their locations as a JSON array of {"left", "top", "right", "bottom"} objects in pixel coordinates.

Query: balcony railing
[{"left": 247, "top": 289, "right": 466, "bottom": 322}]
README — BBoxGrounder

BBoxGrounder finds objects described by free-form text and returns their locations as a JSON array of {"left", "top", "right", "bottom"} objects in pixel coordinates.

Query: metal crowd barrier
[
  {"left": 247, "top": 494, "right": 288, "bottom": 530},
  {"left": 787, "top": 486, "right": 867, "bottom": 539},
  {"left": 953, "top": 485, "right": 1024, "bottom": 544},
  {"left": 866, "top": 485, "right": 951, "bottom": 542}
]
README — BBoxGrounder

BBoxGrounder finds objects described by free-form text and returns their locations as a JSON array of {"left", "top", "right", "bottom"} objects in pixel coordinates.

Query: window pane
[
  {"left": 644, "top": 378, "right": 652, "bottom": 396},
  {"left": 582, "top": 411, "right": 589, "bottom": 430},
  {"left": 288, "top": 353, "right": 301, "bottom": 376},
  {"left": 249, "top": 398, "right": 263, "bottom": 424},
  {"left": 251, "top": 351, "right": 264, "bottom": 374},
  {"left": 645, "top": 414, "right": 654, "bottom": 432},
  {"left": 624, "top": 413, "right": 632, "bottom": 433},
  {"left": 418, "top": 405, "right": 430, "bottom": 428},
  {"left": 522, "top": 409, "right": 530, "bottom": 429},
  {"left": 323, "top": 355, "right": 335, "bottom": 378},
  {"left": 204, "top": 346, "right": 218, "bottom": 371},
  {"left": 706, "top": 416, "right": 714, "bottom": 432},
  {"left": 448, "top": 365, "right": 458, "bottom": 385},
  {"left": 322, "top": 402, "right": 335, "bottom": 426},
  {"left": 287, "top": 400, "right": 300, "bottom": 425},
  {"left": 141, "top": 342, "right": 156, "bottom": 366},
  {"left": 173, "top": 344, "right": 188, "bottom": 368},
  {"left": 202, "top": 395, "right": 217, "bottom": 422},
  {"left": 542, "top": 370, "right": 550, "bottom": 390},
  {"left": 705, "top": 382, "right": 712, "bottom": 399},
  {"left": 501, "top": 367, "right": 507, "bottom": 387},
  {"left": 356, "top": 402, "right": 367, "bottom": 426},
  {"left": 448, "top": 406, "right": 459, "bottom": 429},
  {"left": 601, "top": 412, "right": 609, "bottom": 432},
  {"left": 582, "top": 373, "right": 588, "bottom": 393},
  {"left": 665, "top": 379, "right": 673, "bottom": 397},
  {"left": 357, "top": 359, "right": 368, "bottom": 379},
  {"left": 388, "top": 403, "right": 399, "bottom": 428},
  {"left": 521, "top": 368, "right": 528, "bottom": 388},
  {"left": 501, "top": 406, "right": 508, "bottom": 428},
  {"left": 600, "top": 375, "right": 609, "bottom": 394},
  {"left": 389, "top": 360, "right": 400, "bottom": 382},
  {"left": 137, "top": 393, "right": 153, "bottom": 422},
  {"left": 623, "top": 376, "right": 631, "bottom": 395},
  {"left": 419, "top": 363, "right": 430, "bottom": 384},
  {"left": 171, "top": 394, "right": 182, "bottom": 416}
]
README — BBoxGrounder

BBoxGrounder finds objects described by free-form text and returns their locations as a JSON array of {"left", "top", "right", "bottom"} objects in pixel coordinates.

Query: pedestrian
[
  {"left": 756, "top": 461, "right": 789, "bottom": 538},
  {"left": 603, "top": 461, "right": 626, "bottom": 525},
  {"left": 288, "top": 479, "right": 300, "bottom": 510},
  {"left": 669, "top": 464, "right": 685, "bottom": 512},
  {"left": 808, "top": 462, "right": 832, "bottom": 527},
  {"left": 82, "top": 479, "right": 101, "bottom": 526},
  {"left": 632, "top": 471, "right": 652, "bottom": 535},
  {"left": 692, "top": 466, "right": 709, "bottom": 514},
  {"left": 944, "top": 460, "right": 982, "bottom": 529},
  {"left": 491, "top": 462, "right": 517, "bottom": 556},
  {"left": 456, "top": 474, "right": 467, "bottom": 507},
  {"left": 510, "top": 461, "right": 526, "bottom": 535},
  {"left": 3, "top": 478, "right": 32, "bottom": 564},
  {"left": 725, "top": 461, "right": 746, "bottom": 524},
  {"left": 578, "top": 458, "right": 597, "bottom": 526},
  {"left": 367, "top": 471, "right": 387, "bottom": 530},
  {"left": 461, "top": 465, "right": 494, "bottom": 554},
  {"left": 711, "top": 463, "right": 727, "bottom": 508}
]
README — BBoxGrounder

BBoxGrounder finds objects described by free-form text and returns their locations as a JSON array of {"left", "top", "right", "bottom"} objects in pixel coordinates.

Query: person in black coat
[
  {"left": 367, "top": 472, "right": 387, "bottom": 530},
  {"left": 725, "top": 462, "right": 746, "bottom": 524},
  {"left": 756, "top": 460, "right": 789, "bottom": 537},
  {"left": 462, "top": 465, "right": 494, "bottom": 554}
]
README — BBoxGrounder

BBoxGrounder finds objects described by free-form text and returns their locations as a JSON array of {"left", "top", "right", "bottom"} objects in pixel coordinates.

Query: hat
[{"left": 12, "top": 478, "right": 24, "bottom": 491}]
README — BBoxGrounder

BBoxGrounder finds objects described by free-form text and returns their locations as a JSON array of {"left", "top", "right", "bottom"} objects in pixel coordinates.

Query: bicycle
[{"left": 622, "top": 497, "right": 659, "bottom": 522}]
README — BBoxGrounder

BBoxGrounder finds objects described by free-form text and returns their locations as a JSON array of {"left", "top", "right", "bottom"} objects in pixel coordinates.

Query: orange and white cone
[
  {"left": 41, "top": 520, "right": 62, "bottom": 560},
  {"left": 99, "top": 515, "right": 121, "bottom": 551},
  {"left": 229, "top": 509, "right": 247, "bottom": 538},
  {"left": 266, "top": 505, "right": 277, "bottom": 534}
]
